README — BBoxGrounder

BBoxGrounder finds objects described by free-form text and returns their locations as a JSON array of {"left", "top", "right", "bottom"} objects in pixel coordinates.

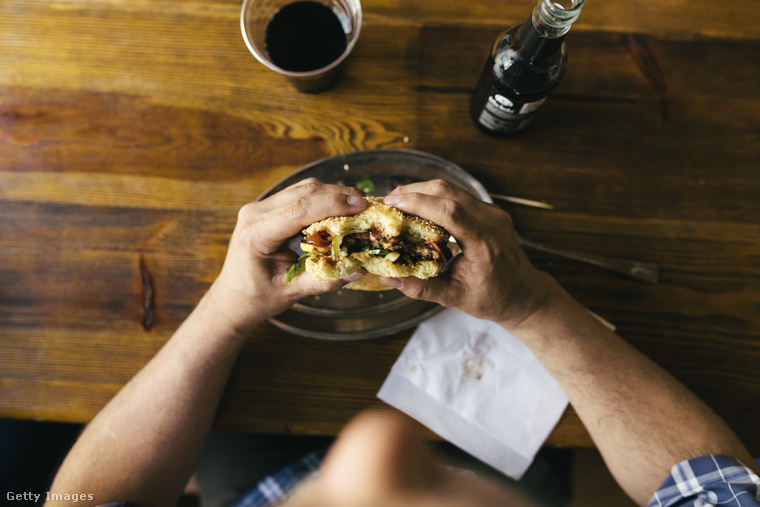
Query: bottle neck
[
  {"left": 511, "top": 0, "right": 583, "bottom": 62},
  {"left": 531, "top": 0, "right": 585, "bottom": 38}
]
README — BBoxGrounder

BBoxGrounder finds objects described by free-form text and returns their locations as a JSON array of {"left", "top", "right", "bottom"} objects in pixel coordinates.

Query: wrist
[
  {"left": 496, "top": 269, "right": 559, "bottom": 332},
  {"left": 201, "top": 281, "right": 266, "bottom": 341},
  {"left": 504, "top": 274, "right": 604, "bottom": 353}
]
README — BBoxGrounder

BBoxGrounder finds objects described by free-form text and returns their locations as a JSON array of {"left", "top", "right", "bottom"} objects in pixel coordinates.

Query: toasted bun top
[{"left": 302, "top": 196, "right": 449, "bottom": 243}]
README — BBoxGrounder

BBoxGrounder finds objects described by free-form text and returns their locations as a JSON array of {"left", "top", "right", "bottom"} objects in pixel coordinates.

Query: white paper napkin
[{"left": 377, "top": 308, "right": 568, "bottom": 479}]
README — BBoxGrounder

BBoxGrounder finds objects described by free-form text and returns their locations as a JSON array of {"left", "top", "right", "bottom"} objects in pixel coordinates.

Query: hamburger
[{"left": 287, "top": 196, "right": 452, "bottom": 291}]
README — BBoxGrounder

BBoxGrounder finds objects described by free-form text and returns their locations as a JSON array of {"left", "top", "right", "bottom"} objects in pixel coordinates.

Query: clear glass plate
[{"left": 259, "top": 149, "right": 490, "bottom": 340}]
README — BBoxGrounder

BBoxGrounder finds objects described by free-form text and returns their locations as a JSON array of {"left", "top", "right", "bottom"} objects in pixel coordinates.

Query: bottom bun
[
  {"left": 344, "top": 273, "right": 394, "bottom": 291},
  {"left": 305, "top": 252, "right": 442, "bottom": 291}
]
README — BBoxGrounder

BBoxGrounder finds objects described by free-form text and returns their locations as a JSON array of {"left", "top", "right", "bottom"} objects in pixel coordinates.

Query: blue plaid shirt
[
  {"left": 647, "top": 455, "right": 760, "bottom": 507},
  {"left": 229, "top": 453, "right": 760, "bottom": 507},
  {"left": 231, "top": 446, "right": 328, "bottom": 507},
  {"left": 97, "top": 453, "right": 759, "bottom": 507}
]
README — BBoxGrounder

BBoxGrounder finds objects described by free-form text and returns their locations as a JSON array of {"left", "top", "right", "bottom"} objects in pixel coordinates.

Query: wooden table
[{"left": 2, "top": 0, "right": 759, "bottom": 454}]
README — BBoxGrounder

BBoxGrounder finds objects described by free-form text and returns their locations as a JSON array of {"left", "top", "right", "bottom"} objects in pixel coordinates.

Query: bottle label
[
  {"left": 519, "top": 97, "right": 547, "bottom": 114},
  {"left": 477, "top": 86, "right": 546, "bottom": 133}
]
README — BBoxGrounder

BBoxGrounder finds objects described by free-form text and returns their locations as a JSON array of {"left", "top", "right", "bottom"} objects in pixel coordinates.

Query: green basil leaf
[
  {"left": 284, "top": 254, "right": 311, "bottom": 285},
  {"left": 356, "top": 177, "right": 376, "bottom": 194}
]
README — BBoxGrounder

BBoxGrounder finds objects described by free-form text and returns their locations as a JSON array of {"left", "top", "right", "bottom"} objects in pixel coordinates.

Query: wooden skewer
[{"left": 489, "top": 193, "right": 555, "bottom": 210}]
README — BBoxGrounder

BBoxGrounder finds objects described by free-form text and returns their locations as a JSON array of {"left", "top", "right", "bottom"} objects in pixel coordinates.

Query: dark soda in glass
[{"left": 264, "top": 1, "right": 348, "bottom": 73}]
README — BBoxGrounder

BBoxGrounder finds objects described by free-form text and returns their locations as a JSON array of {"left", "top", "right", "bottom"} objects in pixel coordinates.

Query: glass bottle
[{"left": 469, "top": 0, "right": 585, "bottom": 135}]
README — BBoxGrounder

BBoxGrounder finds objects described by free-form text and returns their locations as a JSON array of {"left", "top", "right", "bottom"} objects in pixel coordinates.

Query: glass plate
[{"left": 259, "top": 149, "right": 490, "bottom": 340}]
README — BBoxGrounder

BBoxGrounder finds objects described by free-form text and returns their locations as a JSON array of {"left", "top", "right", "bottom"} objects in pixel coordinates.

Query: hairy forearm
[
  {"left": 509, "top": 274, "right": 757, "bottom": 506},
  {"left": 46, "top": 286, "right": 259, "bottom": 507}
]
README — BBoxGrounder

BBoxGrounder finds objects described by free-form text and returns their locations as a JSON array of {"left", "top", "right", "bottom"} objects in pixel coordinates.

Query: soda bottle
[{"left": 469, "top": 0, "right": 585, "bottom": 135}]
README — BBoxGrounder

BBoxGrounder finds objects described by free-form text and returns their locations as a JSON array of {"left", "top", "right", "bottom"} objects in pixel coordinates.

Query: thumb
[
  {"left": 379, "top": 275, "right": 457, "bottom": 306},
  {"left": 286, "top": 268, "right": 367, "bottom": 295}
]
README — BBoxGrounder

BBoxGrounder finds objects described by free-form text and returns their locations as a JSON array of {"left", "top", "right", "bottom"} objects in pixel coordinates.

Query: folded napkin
[{"left": 377, "top": 308, "right": 568, "bottom": 479}]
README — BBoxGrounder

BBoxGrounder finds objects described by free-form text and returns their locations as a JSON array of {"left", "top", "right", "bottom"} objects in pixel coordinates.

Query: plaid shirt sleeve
[
  {"left": 647, "top": 455, "right": 760, "bottom": 507},
  {"left": 231, "top": 446, "right": 329, "bottom": 507}
]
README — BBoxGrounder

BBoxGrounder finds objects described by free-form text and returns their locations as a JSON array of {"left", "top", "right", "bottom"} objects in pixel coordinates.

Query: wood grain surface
[{"left": 1, "top": 0, "right": 759, "bottom": 454}]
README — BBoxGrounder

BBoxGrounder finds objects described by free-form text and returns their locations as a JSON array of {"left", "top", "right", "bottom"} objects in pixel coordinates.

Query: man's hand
[
  {"left": 378, "top": 185, "right": 759, "bottom": 506},
  {"left": 45, "top": 178, "right": 369, "bottom": 507},
  {"left": 380, "top": 179, "right": 551, "bottom": 330},
  {"left": 208, "top": 178, "right": 368, "bottom": 333}
]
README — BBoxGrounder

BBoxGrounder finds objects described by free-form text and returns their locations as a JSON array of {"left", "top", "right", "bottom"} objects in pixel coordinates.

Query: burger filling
[{"left": 303, "top": 228, "right": 451, "bottom": 264}]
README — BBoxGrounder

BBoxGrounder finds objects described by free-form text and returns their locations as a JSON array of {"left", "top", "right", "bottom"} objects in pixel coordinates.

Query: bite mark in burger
[{"left": 285, "top": 196, "right": 452, "bottom": 291}]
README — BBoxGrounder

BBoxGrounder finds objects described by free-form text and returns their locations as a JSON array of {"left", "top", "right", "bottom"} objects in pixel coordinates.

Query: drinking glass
[{"left": 241, "top": 0, "right": 362, "bottom": 93}]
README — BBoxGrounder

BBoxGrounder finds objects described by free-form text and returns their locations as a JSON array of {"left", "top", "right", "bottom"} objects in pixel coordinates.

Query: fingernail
[
  {"left": 381, "top": 277, "right": 404, "bottom": 289},
  {"left": 383, "top": 195, "right": 400, "bottom": 206},
  {"left": 347, "top": 195, "right": 365, "bottom": 207},
  {"left": 341, "top": 271, "right": 365, "bottom": 283}
]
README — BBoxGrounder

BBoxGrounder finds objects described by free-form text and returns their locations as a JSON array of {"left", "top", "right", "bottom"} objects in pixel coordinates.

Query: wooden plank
[
  {"left": 7, "top": 0, "right": 758, "bottom": 40},
  {"left": 0, "top": 3, "right": 421, "bottom": 169},
  {"left": 370, "top": 0, "right": 760, "bottom": 40}
]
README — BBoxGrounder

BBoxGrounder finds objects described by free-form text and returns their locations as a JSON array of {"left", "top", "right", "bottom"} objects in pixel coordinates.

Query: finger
[
  {"left": 286, "top": 268, "right": 367, "bottom": 297},
  {"left": 385, "top": 179, "right": 480, "bottom": 203},
  {"left": 385, "top": 179, "right": 511, "bottom": 253},
  {"left": 379, "top": 273, "right": 465, "bottom": 309},
  {"left": 257, "top": 178, "right": 364, "bottom": 213},
  {"left": 383, "top": 191, "right": 487, "bottom": 249},
  {"left": 250, "top": 192, "right": 368, "bottom": 255}
]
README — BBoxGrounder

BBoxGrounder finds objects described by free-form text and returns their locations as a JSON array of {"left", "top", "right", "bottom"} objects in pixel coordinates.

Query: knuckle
[
  {"left": 237, "top": 202, "right": 259, "bottom": 221},
  {"left": 297, "top": 178, "right": 323, "bottom": 196},
  {"left": 236, "top": 221, "right": 259, "bottom": 248},
  {"left": 284, "top": 196, "right": 309, "bottom": 220},
  {"left": 430, "top": 179, "right": 456, "bottom": 196},
  {"left": 476, "top": 242, "right": 497, "bottom": 265},
  {"left": 285, "top": 284, "right": 307, "bottom": 301},
  {"left": 326, "top": 192, "right": 345, "bottom": 206},
  {"left": 324, "top": 192, "right": 358, "bottom": 214},
  {"left": 439, "top": 198, "right": 465, "bottom": 225},
  {"left": 403, "top": 282, "right": 426, "bottom": 300},
  {"left": 493, "top": 205, "right": 514, "bottom": 227}
]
